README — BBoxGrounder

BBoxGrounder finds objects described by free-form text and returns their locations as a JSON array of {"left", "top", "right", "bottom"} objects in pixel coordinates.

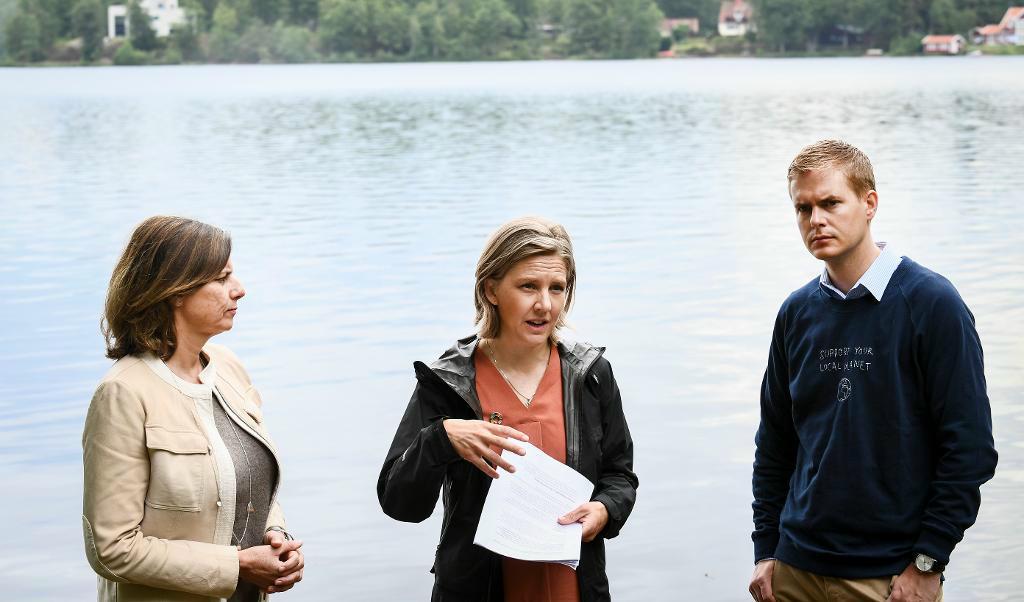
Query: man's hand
[
  {"left": 263, "top": 530, "right": 304, "bottom": 594},
  {"left": 558, "top": 501, "right": 609, "bottom": 542},
  {"left": 443, "top": 419, "right": 529, "bottom": 478},
  {"left": 748, "top": 559, "right": 776, "bottom": 602},
  {"left": 887, "top": 563, "right": 941, "bottom": 601}
]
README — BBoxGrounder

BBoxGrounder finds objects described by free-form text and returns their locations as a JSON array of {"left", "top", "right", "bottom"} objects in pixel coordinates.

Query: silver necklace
[
  {"left": 221, "top": 399, "right": 255, "bottom": 547},
  {"left": 483, "top": 340, "right": 545, "bottom": 408}
]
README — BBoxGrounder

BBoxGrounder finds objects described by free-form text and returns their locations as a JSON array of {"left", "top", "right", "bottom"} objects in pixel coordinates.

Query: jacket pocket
[{"left": 144, "top": 426, "right": 208, "bottom": 512}]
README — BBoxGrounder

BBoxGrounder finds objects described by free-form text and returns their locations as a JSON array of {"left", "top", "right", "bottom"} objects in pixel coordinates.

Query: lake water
[{"left": 1, "top": 58, "right": 1021, "bottom": 601}]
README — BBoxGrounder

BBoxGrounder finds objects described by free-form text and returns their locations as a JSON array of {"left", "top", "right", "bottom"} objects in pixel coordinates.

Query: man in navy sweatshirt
[{"left": 748, "top": 140, "right": 997, "bottom": 602}]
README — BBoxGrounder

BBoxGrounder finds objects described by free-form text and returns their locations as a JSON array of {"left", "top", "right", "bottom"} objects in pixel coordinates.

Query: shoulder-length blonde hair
[
  {"left": 474, "top": 217, "right": 576, "bottom": 342},
  {"left": 102, "top": 216, "right": 231, "bottom": 360}
]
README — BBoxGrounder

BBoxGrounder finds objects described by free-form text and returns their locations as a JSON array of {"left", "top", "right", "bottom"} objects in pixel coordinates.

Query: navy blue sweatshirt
[{"left": 752, "top": 258, "right": 997, "bottom": 579}]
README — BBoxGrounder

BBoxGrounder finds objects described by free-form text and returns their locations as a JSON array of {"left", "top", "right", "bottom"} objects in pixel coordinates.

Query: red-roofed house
[
  {"left": 921, "top": 34, "right": 966, "bottom": 55},
  {"left": 973, "top": 23, "right": 1005, "bottom": 45},
  {"left": 718, "top": 0, "right": 753, "bottom": 37},
  {"left": 972, "top": 6, "right": 1024, "bottom": 45},
  {"left": 661, "top": 18, "right": 700, "bottom": 38}
]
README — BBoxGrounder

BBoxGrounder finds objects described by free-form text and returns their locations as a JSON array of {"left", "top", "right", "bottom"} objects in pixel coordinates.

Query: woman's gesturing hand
[
  {"left": 238, "top": 540, "right": 304, "bottom": 590},
  {"left": 443, "top": 419, "right": 529, "bottom": 478},
  {"left": 558, "top": 501, "right": 609, "bottom": 542}
]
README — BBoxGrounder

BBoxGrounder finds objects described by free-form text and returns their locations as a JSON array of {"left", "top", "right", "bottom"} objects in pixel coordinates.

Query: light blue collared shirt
[{"left": 819, "top": 243, "right": 904, "bottom": 301}]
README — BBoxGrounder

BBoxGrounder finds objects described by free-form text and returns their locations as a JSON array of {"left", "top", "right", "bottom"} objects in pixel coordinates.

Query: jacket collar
[
  {"left": 141, "top": 352, "right": 217, "bottom": 400},
  {"left": 427, "top": 334, "right": 604, "bottom": 416}
]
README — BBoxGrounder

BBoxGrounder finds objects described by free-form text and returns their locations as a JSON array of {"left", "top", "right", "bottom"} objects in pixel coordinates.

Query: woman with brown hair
[
  {"left": 82, "top": 216, "right": 304, "bottom": 601},
  {"left": 378, "top": 216, "right": 638, "bottom": 602}
]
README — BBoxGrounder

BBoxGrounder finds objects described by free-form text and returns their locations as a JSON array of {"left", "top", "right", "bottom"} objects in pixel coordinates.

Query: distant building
[
  {"left": 107, "top": 1, "right": 187, "bottom": 39},
  {"left": 718, "top": 0, "right": 753, "bottom": 37},
  {"left": 921, "top": 34, "right": 966, "bottom": 55},
  {"left": 661, "top": 18, "right": 700, "bottom": 38},
  {"left": 972, "top": 7, "right": 1024, "bottom": 46},
  {"left": 972, "top": 24, "right": 1005, "bottom": 45}
]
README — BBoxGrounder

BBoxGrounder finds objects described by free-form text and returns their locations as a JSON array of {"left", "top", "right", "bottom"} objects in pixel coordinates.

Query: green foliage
[
  {"left": 213, "top": 2, "right": 242, "bottom": 31},
  {"left": 5, "top": 0, "right": 1019, "bottom": 64},
  {"left": 113, "top": 40, "right": 149, "bottom": 64},
  {"left": 287, "top": 0, "right": 319, "bottom": 25},
  {"left": 656, "top": 0, "right": 715, "bottom": 26},
  {"left": 675, "top": 35, "right": 711, "bottom": 54},
  {"left": 206, "top": 12, "right": 318, "bottom": 62},
  {"left": 250, "top": 0, "right": 284, "bottom": 23},
  {"left": 888, "top": 32, "right": 923, "bottom": 55},
  {"left": 928, "top": 0, "right": 974, "bottom": 34},
  {"left": 750, "top": 0, "right": 1014, "bottom": 53},
  {"left": 129, "top": 1, "right": 160, "bottom": 51},
  {"left": 754, "top": 0, "right": 809, "bottom": 52},
  {"left": 169, "top": 22, "right": 203, "bottom": 61},
  {"left": 183, "top": 0, "right": 219, "bottom": 30},
  {"left": 320, "top": 0, "right": 411, "bottom": 57},
  {"left": 0, "top": 0, "right": 18, "bottom": 59},
  {"left": 4, "top": 9, "right": 43, "bottom": 61},
  {"left": 563, "top": 0, "right": 662, "bottom": 58},
  {"left": 71, "top": 0, "right": 104, "bottom": 62},
  {"left": 271, "top": 22, "right": 317, "bottom": 61},
  {"left": 7, "top": 0, "right": 70, "bottom": 55},
  {"left": 978, "top": 43, "right": 1024, "bottom": 55},
  {"left": 162, "top": 45, "right": 184, "bottom": 62}
]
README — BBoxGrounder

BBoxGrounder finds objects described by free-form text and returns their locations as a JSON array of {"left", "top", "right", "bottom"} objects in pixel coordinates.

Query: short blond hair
[
  {"left": 474, "top": 217, "right": 576, "bottom": 342},
  {"left": 788, "top": 139, "right": 876, "bottom": 197}
]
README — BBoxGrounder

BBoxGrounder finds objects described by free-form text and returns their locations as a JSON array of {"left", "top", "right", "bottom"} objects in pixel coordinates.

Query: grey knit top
[{"left": 212, "top": 398, "right": 278, "bottom": 602}]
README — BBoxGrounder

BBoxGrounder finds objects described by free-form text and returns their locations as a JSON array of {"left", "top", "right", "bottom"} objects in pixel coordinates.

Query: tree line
[
  {"left": 751, "top": 0, "right": 1015, "bottom": 53},
  {"left": 1, "top": 0, "right": 663, "bottom": 63},
  {"left": 1, "top": 0, "right": 1016, "bottom": 63}
]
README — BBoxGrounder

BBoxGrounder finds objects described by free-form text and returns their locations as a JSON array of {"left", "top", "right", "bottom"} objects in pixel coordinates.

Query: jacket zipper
[{"left": 566, "top": 349, "right": 603, "bottom": 471}]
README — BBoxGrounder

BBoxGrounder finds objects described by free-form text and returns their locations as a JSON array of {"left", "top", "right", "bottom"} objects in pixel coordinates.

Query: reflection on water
[{"left": 1, "top": 58, "right": 1021, "bottom": 601}]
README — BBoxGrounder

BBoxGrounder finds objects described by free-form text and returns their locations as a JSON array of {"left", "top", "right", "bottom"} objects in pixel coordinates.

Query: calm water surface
[{"left": 1, "top": 58, "right": 1021, "bottom": 601}]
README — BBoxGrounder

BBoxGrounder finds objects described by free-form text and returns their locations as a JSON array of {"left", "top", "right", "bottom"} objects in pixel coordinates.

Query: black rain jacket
[{"left": 378, "top": 335, "right": 638, "bottom": 602}]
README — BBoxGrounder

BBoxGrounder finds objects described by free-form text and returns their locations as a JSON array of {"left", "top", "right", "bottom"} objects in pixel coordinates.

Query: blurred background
[{"left": 1, "top": 56, "right": 1021, "bottom": 600}]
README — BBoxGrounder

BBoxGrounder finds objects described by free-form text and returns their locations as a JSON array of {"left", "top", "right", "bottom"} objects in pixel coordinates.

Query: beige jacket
[{"left": 82, "top": 343, "right": 286, "bottom": 601}]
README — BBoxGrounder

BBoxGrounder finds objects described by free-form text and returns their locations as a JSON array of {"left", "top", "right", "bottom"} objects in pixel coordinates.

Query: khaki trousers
[{"left": 772, "top": 560, "right": 943, "bottom": 602}]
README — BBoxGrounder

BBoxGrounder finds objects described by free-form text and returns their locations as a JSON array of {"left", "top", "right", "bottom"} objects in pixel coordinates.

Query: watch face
[{"left": 915, "top": 555, "right": 935, "bottom": 572}]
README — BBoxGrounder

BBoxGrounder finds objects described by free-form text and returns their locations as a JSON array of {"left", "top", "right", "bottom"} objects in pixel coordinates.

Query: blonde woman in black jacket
[{"left": 378, "top": 217, "right": 638, "bottom": 602}]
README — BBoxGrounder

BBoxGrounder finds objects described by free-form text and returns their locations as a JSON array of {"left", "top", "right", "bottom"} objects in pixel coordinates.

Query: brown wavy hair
[
  {"left": 474, "top": 216, "right": 576, "bottom": 343},
  {"left": 102, "top": 216, "right": 231, "bottom": 360}
]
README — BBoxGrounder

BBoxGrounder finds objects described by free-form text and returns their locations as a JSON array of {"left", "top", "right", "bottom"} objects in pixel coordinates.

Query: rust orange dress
[{"left": 475, "top": 345, "right": 581, "bottom": 602}]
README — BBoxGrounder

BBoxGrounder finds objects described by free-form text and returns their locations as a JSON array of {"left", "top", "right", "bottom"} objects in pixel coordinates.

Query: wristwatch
[
  {"left": 914, "top": 553, "right": 945, "bottom": 573},
  {"left": 266, "top": 526, "right": 294, "bottom": 541}
]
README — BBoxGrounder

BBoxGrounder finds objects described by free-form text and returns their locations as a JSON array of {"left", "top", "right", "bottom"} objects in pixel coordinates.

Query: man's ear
[{"left": 864, "top": 190, "right": 879, "bottom": 221}]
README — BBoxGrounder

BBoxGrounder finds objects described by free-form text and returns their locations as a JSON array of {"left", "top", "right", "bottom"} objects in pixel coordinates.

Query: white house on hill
[
  {"left": 718, "top": 0, "right": 753, "bottom": 37},
  {"left": 108, "top": 1, "right": 187, "bottom": 39}
]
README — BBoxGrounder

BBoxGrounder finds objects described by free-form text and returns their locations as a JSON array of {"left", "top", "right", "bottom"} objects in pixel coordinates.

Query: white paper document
[{"left": 473, "top": 440, "right": 595, "bottom": 569}]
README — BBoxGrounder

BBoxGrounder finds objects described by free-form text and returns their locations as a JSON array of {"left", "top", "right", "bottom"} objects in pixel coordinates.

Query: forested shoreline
[{"left": 0, "top": 0, "right": 1019, "bottom": 65}]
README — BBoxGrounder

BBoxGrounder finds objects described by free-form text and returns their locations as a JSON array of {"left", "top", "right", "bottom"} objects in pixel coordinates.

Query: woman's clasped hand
[{"left": 238, "top": 531, "right": 305, "bottom": 593}]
